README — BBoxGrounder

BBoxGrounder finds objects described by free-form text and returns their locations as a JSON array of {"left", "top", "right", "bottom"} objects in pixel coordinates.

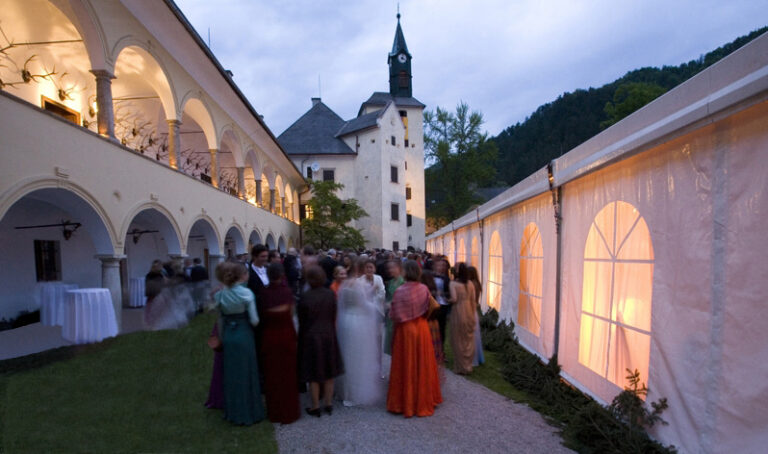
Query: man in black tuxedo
[
  {"left": 189, "top": 257, "right": 208, "bottom": 282},
  {"left": 433, "top": 257, "right": 452, "bottom": 354},
  {"left": 319, "top": 248, "right": 338, "bottom": 287}
]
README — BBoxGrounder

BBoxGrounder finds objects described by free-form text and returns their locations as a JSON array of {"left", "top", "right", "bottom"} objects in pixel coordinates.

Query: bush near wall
[{"left": 480, "top": 309, "right": 676, "bottom": 454}]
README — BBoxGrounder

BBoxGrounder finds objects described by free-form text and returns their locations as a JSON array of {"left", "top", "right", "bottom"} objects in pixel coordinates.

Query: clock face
[{"left": 398, "top": 53, "right": 407, "bottom": 63}]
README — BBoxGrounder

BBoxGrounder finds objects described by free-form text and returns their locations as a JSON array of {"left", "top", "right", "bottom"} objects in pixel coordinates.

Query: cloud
[{"left": 175, "top": 0, "right": 768, "bottom": 135}]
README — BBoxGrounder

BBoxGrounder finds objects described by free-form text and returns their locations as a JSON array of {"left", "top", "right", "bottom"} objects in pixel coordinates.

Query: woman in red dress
[
  {"left": 386, "top": 260, "right": 443, "bottom": 417},
  {"left": 258, "top": 262, "right": 300, "bottom": 424}
]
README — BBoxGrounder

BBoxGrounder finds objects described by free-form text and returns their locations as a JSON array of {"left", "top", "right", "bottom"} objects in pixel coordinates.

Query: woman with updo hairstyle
[
  {"left": 258, "top": 262, "right": 300, "bottom": 424},
  {"left": 213, "top": 261, "right": 265, "bottom": 425},
  {"left": 297, "top": 266, "right": 344, "bottom": 417},
  {"left": 387, "top": 260, "right": 442, "bottom": 417}
]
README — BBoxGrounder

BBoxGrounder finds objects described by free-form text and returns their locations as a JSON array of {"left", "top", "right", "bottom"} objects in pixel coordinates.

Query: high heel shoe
[
  {"left": 305, "top": 407, "right": 321, "bottom": 418},
  {"left": 323, "top": 405, "right": 333, "bottom": 415}
]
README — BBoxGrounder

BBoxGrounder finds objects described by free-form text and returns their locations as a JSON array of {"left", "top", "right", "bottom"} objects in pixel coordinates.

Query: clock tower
[{"left": 388, "top": 13, "right": 412, "bottom": 98}]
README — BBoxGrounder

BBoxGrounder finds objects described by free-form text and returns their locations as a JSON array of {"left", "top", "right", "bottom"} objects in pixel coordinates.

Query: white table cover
[
  {"left": 129, "top": 278, "right": 146, "bottom": 307},
  {"left": 36, "top": 282, "right": 79, "bottom": 326},
  {"left": 62, "top": 288, "right": 118, "bottom": 344}
]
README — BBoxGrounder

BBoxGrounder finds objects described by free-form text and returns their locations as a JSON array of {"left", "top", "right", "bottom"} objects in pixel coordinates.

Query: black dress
[{"left": 297, "top": 287, "right": 344, "bottom": 382}]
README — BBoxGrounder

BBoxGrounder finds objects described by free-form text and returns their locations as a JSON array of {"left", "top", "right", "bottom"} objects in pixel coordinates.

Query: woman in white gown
[{"left": 336, "top": 258, "right": 385, "bottom": 406}]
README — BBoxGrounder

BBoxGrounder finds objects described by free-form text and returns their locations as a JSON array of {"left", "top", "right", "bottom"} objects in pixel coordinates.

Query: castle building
[{"left": 278, "top": 15, "right": 426, "bottom": 251}]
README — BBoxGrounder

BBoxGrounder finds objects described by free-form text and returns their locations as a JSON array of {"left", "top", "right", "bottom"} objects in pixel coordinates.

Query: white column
[{"left": 97, "top": 255, "right": 125, "bottom": 332}]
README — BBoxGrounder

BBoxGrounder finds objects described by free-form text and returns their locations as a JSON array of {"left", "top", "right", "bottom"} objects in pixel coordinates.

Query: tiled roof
[
  {"left": 335, "top": 108, "right": 386, "bottom": 137},
  {"left": 277, "top": 101, "right": 355, "bottom": 155},
  {"left": 358, "top": 92, "right": 425, "bottom": 116}
]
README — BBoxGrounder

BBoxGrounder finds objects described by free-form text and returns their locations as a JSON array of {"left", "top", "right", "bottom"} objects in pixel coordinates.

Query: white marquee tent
[{"left": 427, "top": 32, "right": 768, "bottom": 453}]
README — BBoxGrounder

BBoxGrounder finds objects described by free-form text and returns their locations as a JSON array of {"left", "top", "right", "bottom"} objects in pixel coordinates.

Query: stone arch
[
  {"left": 179, "top": 93, "right": 218, "bottom": 149},
  {"left": 186, "top": 215, "right": 221, "bottom": 256},
  {"left": 111, "top": 39, "right": 177, "bottom": 121},
  {"left": 0, "top": 179, "right": 116, "bottom": 255},
  {"left": 218, "top": 125, "right": 245, "bottom": 167},
  {"left": 277, "top": 236, "right": 286, "bottom": 253},
  {"left": 49, "top": 0, "right": 109, "bottom": 71},
  {"left": 120, "top": 202, "right": 183, "bottom": 256},
  {"left": 224, "top": 223, "right": 246, "bottom": 256},
  {"left": 275, "top": 174, "right": 285, "bottom": 197},
  {"left": 245, "top": 148, "right": 262, "bottom": 177},
  {"left": 265, "top": 232, "right": 276, "bottom": 250}
]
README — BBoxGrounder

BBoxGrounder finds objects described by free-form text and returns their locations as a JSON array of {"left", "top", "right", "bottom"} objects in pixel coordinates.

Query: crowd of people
[
  {"left": 202, "top": 245, "right": 486, "bottom": 426},
  {"left": 143, "top": 258, "right": 210, "bottom": 330}
]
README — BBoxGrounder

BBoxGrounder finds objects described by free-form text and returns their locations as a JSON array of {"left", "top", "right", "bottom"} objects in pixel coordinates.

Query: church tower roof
[{"left": 390, "top": 13, "right": 410, "bottom": 57}]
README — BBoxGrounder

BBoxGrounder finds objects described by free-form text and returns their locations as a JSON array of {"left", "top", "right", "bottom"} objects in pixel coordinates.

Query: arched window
[
  {"left": 457, "top": 238, "right": 466, "bottom": 264},
  {"left": 518, "top": 223, "right": 543, "bottom": 336},
  {"left": 579, "top": 201, "right": 653, "bottom": 388},
  {"left": 471, "top": 236, "right": 479, "bottom": 269},
  {"left": 487, "top": 231, "right": 503, "bottom": 310}
]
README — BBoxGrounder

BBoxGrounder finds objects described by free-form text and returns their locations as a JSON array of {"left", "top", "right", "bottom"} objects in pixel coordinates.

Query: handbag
[{"left": 207, "top": 334, "right": 223, "bottom": 352}]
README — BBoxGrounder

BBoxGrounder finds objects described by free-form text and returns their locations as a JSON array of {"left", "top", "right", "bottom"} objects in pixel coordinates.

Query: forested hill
[{"left": 491, "top": 27, "right": 767, "bottom": 187}]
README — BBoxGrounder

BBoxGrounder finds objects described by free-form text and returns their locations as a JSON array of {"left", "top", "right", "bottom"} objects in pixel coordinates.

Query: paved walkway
[{"left": 275, "top": 357, "right": 573, "bottom": 454}]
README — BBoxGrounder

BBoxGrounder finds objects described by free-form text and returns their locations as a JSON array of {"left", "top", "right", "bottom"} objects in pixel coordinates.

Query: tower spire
[{"left": 388, "top": 11, "right": 412, "bottom": 97}]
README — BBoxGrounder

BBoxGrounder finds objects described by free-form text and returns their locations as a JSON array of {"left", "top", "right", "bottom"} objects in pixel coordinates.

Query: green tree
[
  {"left": 301, "top": 179, "right": 368, "bottom": 250},
  {"left": 424, "top": 102, "right": 497, "bottom": 228},
  {"left": 601, "top": 82, "right": 667, "bottom": 129}
]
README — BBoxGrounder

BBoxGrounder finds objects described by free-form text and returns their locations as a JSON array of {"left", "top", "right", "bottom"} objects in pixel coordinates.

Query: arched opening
[
  {"left": 261, "top": 173, "right": 271, "bottom": 210},
  {"left": 0, "top": 187, "right": 113, "bottom": 325},
  {"left": 224, "top": 225, "right": 245, "bottom": 259},
  {"left": 518, "top": 223, "right": 543, "bottom": 336},
  {"left": 275, "top": 174, "right": 285, "bottom": 216},
  {"left": 123, "top": 207, "right": 182, "bottom": 293},
  {"left": 265, "top": 233, "right": 276, "bottom": 250},
  {"left": 180, "top": 97, "right": 217, "bottom": 182},
  {"left": 278, "top": 236, "right": 286, "bottom": 254},
  {"left": 111, "top": 45, "right": 175, "bottom": 164},
  {"left": 187, "top": 217, "right": 220, "bottom": 278},
  {"left": 248, "top": 230, "right": 262, "bottom": 249},
  {"left": 285, "top": 183, "right": 294, "bottom": 220},
  {"left": 579, "top": 201, "right": 653, "bottom": 389},
  {"left": 0, "top": 1, "right": 96, "bottom": 131},
  {"left": 245, "top": 149, "right": 261, "bottom": 206},
  {"left": 487, "top": 231, "right": 502, "bottom": 310},
  {"left": 457, "top": 237, "right": 466, "bottom": 264},
  {"left": 471, "top": 236, "right": 479, "bottom": 269},
  {"left": 218, "top": 128, "right": 242, "bottom": 196}
]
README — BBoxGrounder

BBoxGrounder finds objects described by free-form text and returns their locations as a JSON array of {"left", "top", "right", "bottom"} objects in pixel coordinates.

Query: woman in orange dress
[{"left": 386, "top": 260, "right": 442, "bottom": 418}]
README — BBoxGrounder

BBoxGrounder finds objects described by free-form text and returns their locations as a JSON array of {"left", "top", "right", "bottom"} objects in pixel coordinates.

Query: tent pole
[{"left": 549, "top": 162, "right": 563, "bottom": 360}]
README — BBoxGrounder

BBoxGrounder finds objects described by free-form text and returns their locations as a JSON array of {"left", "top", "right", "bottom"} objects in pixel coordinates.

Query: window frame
[
  {"left": 322, "top": 169, "right": 335, "bottom": 182},
  {"left": 391, "top": 203, "right": 400, "bottom": 221}
]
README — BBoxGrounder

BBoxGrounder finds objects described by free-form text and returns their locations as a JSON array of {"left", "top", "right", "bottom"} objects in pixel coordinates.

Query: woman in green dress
[
  {"left": 384, "top": 260, "right": 404, "bottom": 355},
  {"left": 214, "top": 262, "right": 265, "bottom": 425}
]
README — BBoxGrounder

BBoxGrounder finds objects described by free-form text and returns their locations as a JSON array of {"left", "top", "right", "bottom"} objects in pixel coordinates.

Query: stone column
[
  {"left": 97, "top": 255, "right": 125, "bottom": 332},
  {"left": 269, "top": 189, "right": 276, "bottom": 213},
  {"left": 167, "top": 119, "right": 181, "bottom": 169},
  {"left": 237, "top": 167, "right": 245, "bottom": 199},
  {"left": 255, "top": 179, "right": 262, "bottom": 207},
  {"left": 281, "top": 197, "right": 286, "bottom": 217},
  {"left": 90, "top": 70, "right": 116, "bottom": 140},
  {"left": 208, "top": 149, "right": 219, "bottom": 188},
  {"left": 208, "top": 254, "right": 225, "bottom": 282}
]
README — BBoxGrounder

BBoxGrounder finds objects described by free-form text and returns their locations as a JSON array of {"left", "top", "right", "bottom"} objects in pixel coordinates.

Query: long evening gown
[
  {"left": 259, "top": 298, "right": 300, "bottom": 424},
  {"left": 336, "top": 279, "right": 385, "bottom": 406},
  {"left": 298, "top": 287, "right": 344, "bottom": 382},
  {"left": 205, "top": 323, "right": 224, "bottom": 409},
  {"left": 449, "top": 281, "right": 476, "bottom": 374}
]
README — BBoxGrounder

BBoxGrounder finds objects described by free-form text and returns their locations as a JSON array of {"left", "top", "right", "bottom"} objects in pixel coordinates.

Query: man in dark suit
[
  {"left": 319, "top": 248, "right": 338, "bottom": 287},
  {"left": 189, "top": 257, "right": 208, "bottom": 282},
  {"left": 247, "top": 244, "right": 270, "bottom": 302}
]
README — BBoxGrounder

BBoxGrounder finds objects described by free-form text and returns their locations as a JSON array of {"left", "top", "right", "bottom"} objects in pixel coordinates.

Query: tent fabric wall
[{"left": 426, "top": 33, "right": 768, "bottom": 453}]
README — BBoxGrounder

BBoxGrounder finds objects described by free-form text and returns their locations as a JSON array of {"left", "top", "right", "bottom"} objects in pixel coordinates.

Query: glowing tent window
[
  {"left": 487, "top": 231, "right": 503, "bottom": 310},
  {"left": 579, "top": 201, "right": 653, "bottom": 388},
  {"left": 446, "top": 239, "right": 454, "bottom": 264},
  {"left": 457, "top": 238, "right": 467, "bottom": 263},
  {"left": 518, "top": 223, "right": 543, "bottom": 336},
  {"left": 470, "top": 237, "right": 479, "bottom": 269}
]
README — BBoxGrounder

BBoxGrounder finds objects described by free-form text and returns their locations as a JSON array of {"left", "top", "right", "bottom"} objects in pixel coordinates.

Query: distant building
[{"left": 278, "top": 15, "right": 426, "bottom": 251}]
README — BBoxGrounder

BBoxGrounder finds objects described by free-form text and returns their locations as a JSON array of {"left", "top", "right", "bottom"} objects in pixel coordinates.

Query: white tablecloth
[
  {"left": 62, "top": 289, "right": 119, "bottom": 344},
  {"left": 129, "top": 278, "right": 146, "bottom": 307},
  {"left": 35, "top": 282, "right": 79, "bottom": 326}
]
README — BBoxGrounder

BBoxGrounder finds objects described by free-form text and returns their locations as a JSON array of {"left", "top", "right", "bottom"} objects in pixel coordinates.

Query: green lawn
[{"left": 0, "top": 312, "right": 276, "bottom": 453}]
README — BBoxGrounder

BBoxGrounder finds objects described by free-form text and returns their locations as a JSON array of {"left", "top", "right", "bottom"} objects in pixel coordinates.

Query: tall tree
[
  {"left": 424, "top": 102, "right": 497, "bottom": 229},
  {"left": 301, "top": 179, "right": 367, "bottom": 250},
  {"left": 601, "top": 82, "right": 667, "bottom": 129}
]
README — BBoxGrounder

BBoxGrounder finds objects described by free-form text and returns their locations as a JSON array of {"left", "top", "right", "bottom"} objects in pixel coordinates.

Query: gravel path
[{"left": 274, "top": 357, "right": 573, "bottom": 454}]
